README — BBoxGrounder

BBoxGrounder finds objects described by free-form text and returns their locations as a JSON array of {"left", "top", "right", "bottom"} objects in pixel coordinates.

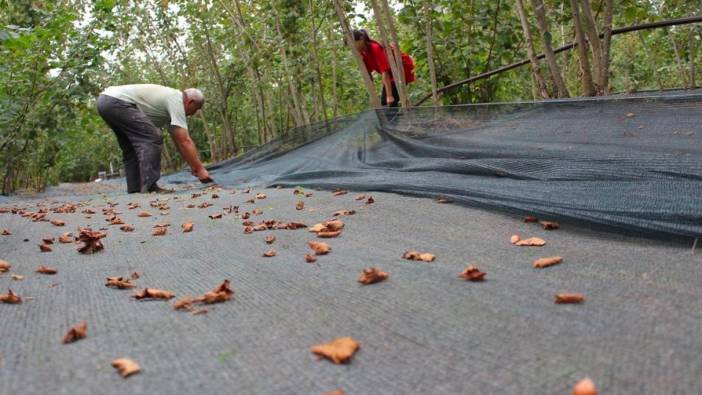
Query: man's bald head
[{"left": 183, "top": 88, "right": 204, "bottom": 116}]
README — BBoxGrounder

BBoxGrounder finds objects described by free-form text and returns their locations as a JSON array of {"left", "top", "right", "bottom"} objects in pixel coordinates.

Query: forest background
[{"left": 1, "top": 0, "right": 700, "bottom": 194}]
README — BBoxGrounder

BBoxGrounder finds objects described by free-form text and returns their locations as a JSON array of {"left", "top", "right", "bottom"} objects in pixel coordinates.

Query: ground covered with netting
[{"left": 1, "top": 92, "right": 701, "bottom": 394}]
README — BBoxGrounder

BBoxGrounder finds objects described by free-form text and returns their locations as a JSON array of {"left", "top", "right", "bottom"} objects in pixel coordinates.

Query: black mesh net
[{"left": 165, "top": 92, "right": 702, "bottom": 238}]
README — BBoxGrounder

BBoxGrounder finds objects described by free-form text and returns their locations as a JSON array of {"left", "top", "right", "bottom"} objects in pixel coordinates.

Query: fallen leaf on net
[
  {"left": 137, "top": 211, "right": 152, "bottom": 218},
  {"left": 1, "top": 229, "right": 11, "bottom": 235},
  {"left": 76, "top": 228, "right": 107, "bottom": 254},
  {"left": 309, "top": 223, "right": 326, "bottom": 233},
  {"left": 305, "top": 253, "right": 317, "bottom": 263},
  {"left": 197, "top": 202, "right": 212, "bottom": 209},
  {"left": 127, "top": 202, "right": 140, "bottom": 210},
  {"left": 39, "top": 244, "right": 52, "bottom": 252},
  {"left": 36, "top": 265, "right": 57, "bottom": 275},
  {"left": 208, "top": 212, "right": 223, "bottom": 220},
  {"left": 112, "top": 358, "right": 140, "bottom": 378},
  {"left": 572, "top": 377, "right": 597, "bottom": 395},
  {"left": 510, "top": 235, "right": 521, "bottom": 244},
  {"left": 332, "top": 209, "right": 356, "bottom": 217},
  {"left": 133, "top": 288, "right": 175, "bottom": 300},
  {"left": 523, "top": 216, "right": 539, "bottom": 223},
  {"left": 325, "top": 389, "right": 345, "bottom": 395},
  {"left": 42, "top": 237, "right": 54, "bottom": 244},
  {"left": 285, "top": 222, "right": 307, "bottom": 230},
  {"left": 194, "top": 279, "right": 234, "bottom": 305},
  {"left": 539, "top": 220, "right": 559, "bottom": 230},
  {"left": 366, "top": 196, "right": 375, "bottom": 204},
  {"left": 130, "top": 272, "right": 140, "bottom": 279},
  {"left": 62, "top": 321, "right": 87, "bottom": 344},
  {"left": 240, "top": 212, "right": 251, "bottom": 220},
  {"left": 458, "top": 265, "right": 486, "bottom": 281},
  {"left": 105, "top": 277, "right": 135, "bottom": 289},
  {"left": 626, "top": 112, "right": 636, "bottom": 118},
  {"left": 533, "top": 256, "right": 563, "bottom": 268},
  {"left": 358, "top": 267, "right": 389, "bottom": 285},
  {"left": 110, "top": 217, "right": 125, "bottom": 225},
  {"left": 244, "top": 198, "right": 255, "bottom": 204},
  {"left": 182, "top": 221, "right": 194, "bottom": 233},
  {"left": 311, "top": 337, "right": 360, "bottom": 364},
  {"left": 152, "top": 226, "right": 167, "bottom": 236},
  {"left": 402, "top": 251, "right": 436, "bottom": 262},
  {"left": 59, "top": 233, "right": 74, "bottom": 243},
  {"left": 296, "top": 201, "right": 304, "bottom": 210},
  {"left": 265, "top": 235, "right": 276, "bottom": 244},
  {"left": 332, "top": 189, "right": 347, "bottom": 197},
  {"left": 263, "top": 249, "right": 277, "bottom": 257},
  {"left": 120, "top": 224, "right": 135, "bottom": 232},
  {"left": 354, "top": 194, "right": 366, "bottom": 201},
  {"left": 152, "top": 223, "right": 170, "bottom": 228},
  {"left": 160, "top": 210, "right": 169, "bottom": 216},
  {"left": 256, "top": 193, "right": 267, "bottom": 200},
  {"left": 308, "top": 241, "right": 331, "bottom": 255},
  {"left": 50, "top": 219, "right": 65, "bottom": 227},
  {"left": 515, "top": 237, "right": 546, "bottom": 247},
  {"left": 304, "top": 192, "right": 313, "bottom": 198},
  {"left": 11, "top": 274, "right": 24, "bottom": 281},
  {"left": 324, "top": 219, "right": 344, "bottom": 231},
  {"left": 318, "top": 230, "right": 342, "bottom": 238},
  {"left": 0, "top": 260, "right": 11, "bottom": 272},
  {"left": 82, "top": 208, "right": 96, "bottom": 214},
  {"left": 0, "top": 289, "right": 22, "bottom": 304},
  {"left": 173, "top": 297, "right": 193, "bottom": 311},
  {"left": 243, "top": 188, "right": 251, "bottom": 194},
  {"left": 435, "top": 197, "right": 451, "bottom": 204},
  {"left": 555, "top": 293, "right": 585, "bottom": 304},
  {"left": 252, "top": 208, "right": 262, "bottom": 215},
  {"left": 211, "top": 193, "right": 219, "bottom": 199}
]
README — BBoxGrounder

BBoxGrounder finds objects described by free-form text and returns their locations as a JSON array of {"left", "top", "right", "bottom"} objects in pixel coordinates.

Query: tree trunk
[
  {"left": 689, "top": 26, "right": 697, "bottom": 89},
  {"left": 577, "top": 0, "right": 603, "bottom": 87},
  {"left": 529, "top": 0, "right": 570, "bottom": 97},
  {"left": 570, "top": 0, "right": 596, "bottom": 96},
  {"left": 667, "top": 27, "right": 690, "bottom": 88},
  {"left": 515, "top": 0, "right": 550, "bottom": 99},
  {"left": 327, "top": 25, "right": 339, "bottom": 119},
  {"left": 203, "top": 22, "right": 236, "bottom": 155},
  {"left": 309, "top": 0, "right": 329, "bottom": 124},
  {"left": 424, "top": 2, "right": 440, "bottom": 105},
  {"left": 332, "top": 0, "right": 381, "bottom": 108},
  {"left": 379, "top": 0, "right": 409, "bottom": 108},
  {"left": 599, "top": 0, "right": 613, "bottom": 94},
  {"left": 369, "top": 0, "right": 407, "bottom": 108}
]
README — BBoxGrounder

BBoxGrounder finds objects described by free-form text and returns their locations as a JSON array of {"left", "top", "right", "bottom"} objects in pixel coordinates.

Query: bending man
[{"left": 97, "top": 84, "right": 212, "bottom": 193}]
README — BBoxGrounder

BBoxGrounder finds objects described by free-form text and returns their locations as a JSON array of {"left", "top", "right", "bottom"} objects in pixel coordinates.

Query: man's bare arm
[{"left": 170, "top": 126, "right": 210, "bottom": 180}]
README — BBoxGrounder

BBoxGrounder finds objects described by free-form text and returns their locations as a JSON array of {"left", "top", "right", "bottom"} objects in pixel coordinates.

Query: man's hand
[
  {"left": 386, "top": 95, "right": 395, "bottom": 106},
  {"left": 192, "top": 167, "right": 212, "bottom": 182}
]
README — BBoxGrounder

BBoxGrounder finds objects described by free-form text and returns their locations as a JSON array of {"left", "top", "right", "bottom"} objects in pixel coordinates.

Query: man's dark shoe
[{"left": 148, "top": 184, "right": 175, "bottom": 194}]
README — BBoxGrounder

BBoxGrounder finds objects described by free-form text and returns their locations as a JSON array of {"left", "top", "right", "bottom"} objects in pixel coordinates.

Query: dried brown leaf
[
  {"left": 42, "top": 237, "right": 54, "bottom": 244},
  {"left": 137, "top": 211, "right": 152, "bottom": 217},
  {"left": 435, "top": 197, "right": 451, "bottom": 204},
  {"left": 533, "top": 256, "right": 563, "bottom": 268},
  {"left": 105, "top": 277, "right": 135, "bottom": 289},
  {"left": 539, "top": 221, "right": 559, "bottom": 230},
  {"left": 510, "top": 235, "right": 520, "bottom": 244},
  {"left": 1, "top": 229, "right": 11, "bottom": 235},
  {"left": 252, "top": 208, "right": 262, "bottom": 215},
  {"left": 256, "top": 193, "right": 266, "bottom": 200},
  {"left": 332, "top": 189, "right": 347, "bottom": 197},
  {"left": 325, "top": 390, "right": 345, "bottom": 395},
  {"left": 296, "top": 201, "right": 304, "bottom": 210},
  {"left": 458, "top": 265, "right": 486, "bottom": 281},
  {"left": 198, "top": 202, "right": 213, "bottom": 209},
  {"left": 402, "top": 251, "right": 436, "bottom": 262},
  {"left": 358, "top": 267, "right": 389, "bottom": 285},
  {"left": 59, "top": 233, "right": 74, "bottom": 243},
  {"left": 194, "top": 280, "right": 234, "bottom": 305},
  {"left": 182, "top": 221, "right": 194, "bottom": 233},
  {"left": 112, "top": 358, "right": 140, "bottom": 378},
  {"left": 127, "top": 202, "right": 140, "bottom": 210},
  {"left": 173, "top": 297, "right": 193, "bottom": 310},
  {"left": 152, "top": 226, "right": 167, "bottom": 236},
  {"left": 332, "top": 210, "right": 356, "bottom": 217},
  {"left": 572, "top": 378, "right": 597, "bottom": 395},
  {"left": 62, "top": 321, "right": 87, "bottom": 344},
  {"left": 50, "top": 219, "right": 65, "bottom": 227},
  {"left": 36, "top": 265, "right": 57, "bottom": 275},
  {"left": 265, "top": 235, "right": 276, "bottom": 244},
  {"left": 0, "top": 289, "right": 21, "bottom": 304},
  {"left": 354, "top": 194, "right": 366, "bottom": 201},
  {"left": 366, "top": 196, "right": 375, "bottom": 204},
  {"left": 324, "top": 219, "right": 344, "bottom": 231},
  {"left": 555, "top": 293, "right": 585, "bottom": 304},
  {"left": 11, "top": 274, "right": 24, "bottom": 281},
  {"left": 311, "top": 337, "right": 360, "bottom": 364},
  {"left": 318, "top": 230, "right": 342, "bottom": 238},
  {"left": 133, "top": 288, "right": 175, "bottom": 300},
  {"left": 39, "top": 244, "right": 52, "bottom": 252},
  {"left": 523, "top": 216, "right": 539, "bottom": 223},
  {"left": 515, "top": 237, "right": 546, "bottom": 247},
  {"left": 120, "top": 224, "right": 135, "bottom": 232},
  {"left": 130, "top": 272, "right": 140, "bottom": 279},
  {"left": 263, "top": 249, "right": 277, "bottom": 257},
  {"left": 0, "top": 260, "right": 11, "bottom": 272},
  {"left": 77, "top": 228, "right": 106, "bottom": 254},
  {"left": 308, "top": 241, "right": 331, "bottom": 255},
  {"left": 305, "top": 254, "right": 317, "bottom": 263}
]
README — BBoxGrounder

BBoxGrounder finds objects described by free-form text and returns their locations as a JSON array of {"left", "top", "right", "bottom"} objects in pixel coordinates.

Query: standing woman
[{"left": 353, "top": 29, "right": 400, "bottom": 107}]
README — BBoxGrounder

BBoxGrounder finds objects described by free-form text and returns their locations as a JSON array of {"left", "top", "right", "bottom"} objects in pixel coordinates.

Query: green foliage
[{"left": 1, "top": 0, "right": 700, "bottom": 193}]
